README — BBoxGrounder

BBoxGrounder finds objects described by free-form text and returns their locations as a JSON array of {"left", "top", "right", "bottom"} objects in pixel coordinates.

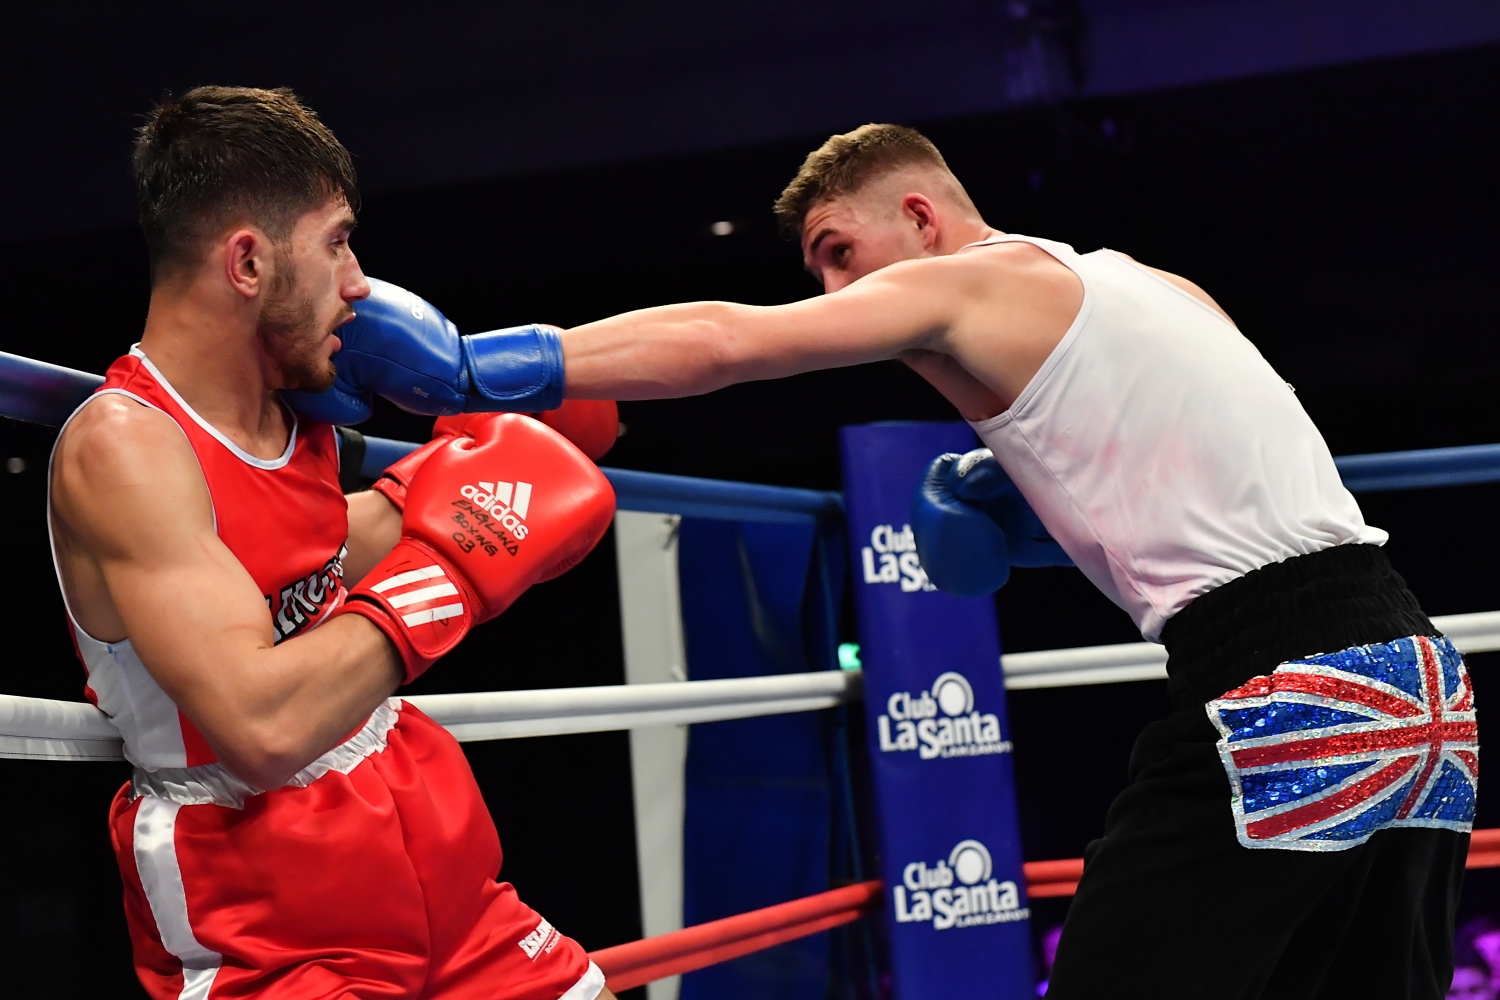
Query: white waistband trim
[
  {"left": 131, "top": 698, "right": 403, "bottom": 809},
  {"left": 560, "top": 961, "right": 606, "bottom": 1000}
]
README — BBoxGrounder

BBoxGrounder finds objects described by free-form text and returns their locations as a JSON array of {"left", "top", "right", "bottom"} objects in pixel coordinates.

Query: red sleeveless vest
[{"left": 53, "top": 346, "right": 350, "bottom": 769}]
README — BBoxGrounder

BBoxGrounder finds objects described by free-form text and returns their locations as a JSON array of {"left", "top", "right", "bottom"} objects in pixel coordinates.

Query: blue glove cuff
[{"left": 460, "top": 325, "right": 565, "bottom": 412}]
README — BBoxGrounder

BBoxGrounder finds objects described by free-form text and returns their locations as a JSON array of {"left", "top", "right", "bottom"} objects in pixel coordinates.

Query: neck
[
  {"left": 137, "top": 278, "right": 289, "bottom": 456},
  {"left": 938, "top": 216, "right": 1001, "bottom": 254}
]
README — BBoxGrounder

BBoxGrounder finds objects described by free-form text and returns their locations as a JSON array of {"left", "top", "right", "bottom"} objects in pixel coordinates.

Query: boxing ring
[{"left": 3, "top": 348, "right": 1500, "bottom": 994}]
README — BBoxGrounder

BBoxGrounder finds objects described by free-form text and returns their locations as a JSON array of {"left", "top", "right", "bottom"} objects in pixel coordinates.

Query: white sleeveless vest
[{"left": 966, "top": 234, "right": 1385, "bottom": 641}]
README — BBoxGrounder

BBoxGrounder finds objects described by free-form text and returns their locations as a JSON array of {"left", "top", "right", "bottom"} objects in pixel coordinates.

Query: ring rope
[
  {"left": 4, "top": 609, "right": 1498, "bottom": 759},
  {"left": 590, "top": 830, "right": 1500, "bottom": 991},
  {"left": 590, "top": 880, "right": 883, "bottom": 992},
  {"left": 6, "top": 349, "right": 1500, "bottom": 506},
  {"left": 1002, "top": 609, "right": 1500, "bottom": 690}
]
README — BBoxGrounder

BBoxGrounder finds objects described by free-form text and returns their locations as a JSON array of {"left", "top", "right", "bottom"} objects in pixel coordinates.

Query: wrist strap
[{"left": 339, "top": 539, "right": 476, "bottom": 684}]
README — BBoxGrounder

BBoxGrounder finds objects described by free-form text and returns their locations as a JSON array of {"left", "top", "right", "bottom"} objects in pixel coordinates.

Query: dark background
[{"left": 1, "top": 10, "right": 1498, "bottom": 997}]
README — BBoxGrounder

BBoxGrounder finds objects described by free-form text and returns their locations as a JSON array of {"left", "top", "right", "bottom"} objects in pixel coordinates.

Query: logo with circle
[
  {"left": 931, "top": 672, "right": 974, "bottom": 717},
  {"left": 948, "top": 839, "right": 993, "bottom": 886}
]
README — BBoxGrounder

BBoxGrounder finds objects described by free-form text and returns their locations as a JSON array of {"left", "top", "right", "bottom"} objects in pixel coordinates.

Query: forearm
[
  {"left": 344, "top": 489, "right": 402, "bottom": 583},
  {"left": 562, "top": 301, "right": 752, "bottom": 399},
  {"left": 182, "top": 614, "right": 402, "bottom": 789},
  {"left": 561, "top": 263, "right": 967, "bottom": 400}
]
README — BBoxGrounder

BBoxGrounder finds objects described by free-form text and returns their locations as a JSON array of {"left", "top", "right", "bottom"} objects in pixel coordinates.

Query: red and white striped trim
[
  {"left": 370, "top": 564, "right": 464, "bottom": 627},
  {"left": 134, "top": 798, "right": 222, "bottom": 999}
]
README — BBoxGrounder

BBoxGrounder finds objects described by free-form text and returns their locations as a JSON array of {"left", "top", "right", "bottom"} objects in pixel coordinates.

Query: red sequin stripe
[{"left": 1245, "top": 755, "right": 1420, "bottom": 840}]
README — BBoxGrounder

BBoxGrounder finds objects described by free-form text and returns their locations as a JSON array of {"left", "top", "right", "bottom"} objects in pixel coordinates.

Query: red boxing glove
[
  {"left": 535, "top": 399, "right": 619, "bottom": 461},
  {"left": 338, "top": 414, "right": 615, "bottom": 682},
  {"left": 370, "top": 414, "right": 497, "bottom": 512}
]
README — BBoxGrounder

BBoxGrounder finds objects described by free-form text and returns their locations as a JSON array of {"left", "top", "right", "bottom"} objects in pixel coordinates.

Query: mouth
[{"left": 328, "top": 309, "right": 356, "bottom": 351}]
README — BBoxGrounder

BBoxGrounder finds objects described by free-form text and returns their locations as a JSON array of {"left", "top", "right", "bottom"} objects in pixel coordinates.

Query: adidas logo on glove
[{"left": 459, "top": 479, "right": 534, "bottom": 538}]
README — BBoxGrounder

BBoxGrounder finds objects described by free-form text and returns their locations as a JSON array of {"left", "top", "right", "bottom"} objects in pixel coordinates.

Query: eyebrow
[{"left": 806, "top": 226, "right": 836, "bottom": 258}]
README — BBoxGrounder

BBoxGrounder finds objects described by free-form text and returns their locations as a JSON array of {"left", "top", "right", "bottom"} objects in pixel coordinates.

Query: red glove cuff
[
  {"left": 337, "top": 539, "right": 478, "bottom": 684},
  {"left": 370, "top": 434, "right": 457, "bottom": 512}
]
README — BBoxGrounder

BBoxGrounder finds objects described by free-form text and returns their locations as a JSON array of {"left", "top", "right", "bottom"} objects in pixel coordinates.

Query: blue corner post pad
[
  {"left": 461, "top": 325, "right": 565, "bottom": 413},
  {"left": 841, "top": 421, "right": 1037, "bottom": 998}
]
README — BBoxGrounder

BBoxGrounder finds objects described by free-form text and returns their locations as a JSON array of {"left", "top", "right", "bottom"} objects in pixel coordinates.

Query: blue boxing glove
[
  {"left": 911, "top": 448, "right": 1072, "bottom": 596},
  {"left": 285, "top": 277, "right": 565, "bottom": 424}
]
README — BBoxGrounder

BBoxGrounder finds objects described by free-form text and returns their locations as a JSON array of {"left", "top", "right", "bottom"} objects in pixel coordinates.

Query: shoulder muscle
[{"left": 52, "top": 395, "right": 214, "bottom": 561}]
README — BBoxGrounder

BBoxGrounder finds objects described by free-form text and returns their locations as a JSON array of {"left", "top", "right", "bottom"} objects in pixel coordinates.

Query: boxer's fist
[
  {"left": 285, "top": 278, "right": 460, "bottom": 424},
  {"left": 911, "top": 449, "right": 1070, "bottom": 596},
  {"left": 284, "top": 278, "right": 567, "bottom": 423},
  {"left": 535, "top": 399, "right": 619, "bottom": 461},
  {"left": 339, "top": 414, "right": 615, "bottom": 681}
]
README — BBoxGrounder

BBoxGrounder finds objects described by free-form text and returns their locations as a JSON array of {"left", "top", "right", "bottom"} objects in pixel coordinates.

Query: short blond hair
[{"left": 773, "top": 124, "right": 951, "bottom": 239}]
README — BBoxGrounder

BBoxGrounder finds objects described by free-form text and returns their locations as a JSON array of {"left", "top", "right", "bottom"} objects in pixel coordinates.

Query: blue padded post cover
[
  {"left": 841, "top": 421, "right": 1035, "bottom": 999},
  {"left": 677, "top": 519, "right": 831, "bottom": 1000}
]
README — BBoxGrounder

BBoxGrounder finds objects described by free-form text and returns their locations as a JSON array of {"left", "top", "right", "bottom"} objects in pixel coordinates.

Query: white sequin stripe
[
  {"left": 558, "top": 961, "right": 607, "bottom": 1000},
  {"left": 132, "top": 699, "right": 404, "bottom": 809},
  {"left": 133, "top": 797, "right": 222, "bottom": 999}
]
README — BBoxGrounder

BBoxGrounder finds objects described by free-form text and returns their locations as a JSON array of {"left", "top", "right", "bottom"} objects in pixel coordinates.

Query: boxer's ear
[
  {"left": 902, "top": 193, "right": 941, "bottom": 251},
  {"left": 223, "top": 227, "right": 271, "bottom": 300}
]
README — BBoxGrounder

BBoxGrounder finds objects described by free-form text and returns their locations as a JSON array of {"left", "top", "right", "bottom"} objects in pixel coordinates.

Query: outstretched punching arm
[
  {"left": 51, "top": 396, "right": 403, "bottom": 789},
  {"left": 560, "top": 252, "right": 986, "bottom": 399}
]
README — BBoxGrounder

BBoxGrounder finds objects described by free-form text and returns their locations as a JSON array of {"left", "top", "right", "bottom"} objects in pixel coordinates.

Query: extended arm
[
  {"left": 559, "top": 253, "right": 988, "bottom": 399},
  {"left": 52, "top": 397, "right": 401, "bottom": 789}
]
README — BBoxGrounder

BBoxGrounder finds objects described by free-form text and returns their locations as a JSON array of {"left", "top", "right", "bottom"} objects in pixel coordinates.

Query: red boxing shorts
[{"left": 108, "top": 699, "right": 603, "bottom": 1000}]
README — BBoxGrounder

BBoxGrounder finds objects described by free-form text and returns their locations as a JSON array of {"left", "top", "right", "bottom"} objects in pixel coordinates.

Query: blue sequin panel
[
  {"left": 1217, "top": 702, "right": 1375, "bottom": 743},
  {"left": 1441, "top": 649, "right": 1464, "bottom": 706},
  {"left": 1411, "top": 759, "right": 1477, "bottom": 823},
  {"left": 1240, "top": 760, "right": 1376, "bottom": 814}
]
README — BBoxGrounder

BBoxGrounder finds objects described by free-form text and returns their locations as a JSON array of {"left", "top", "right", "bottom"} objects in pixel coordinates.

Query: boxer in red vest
[{"left": 49, "top": 85, "right": 618, "bottom": 1000}]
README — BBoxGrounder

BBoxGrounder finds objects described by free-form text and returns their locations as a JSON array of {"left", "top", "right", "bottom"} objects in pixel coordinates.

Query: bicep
[{"left": 55, "top": 407, "right": 275, "bottom": 712}]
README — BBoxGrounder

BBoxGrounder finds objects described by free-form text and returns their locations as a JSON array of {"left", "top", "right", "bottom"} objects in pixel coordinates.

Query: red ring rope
[
  {"left": 590, "top": 827, "right": 1500, "bottom": 991},
  {"left": 589, "top": 880, "right": 883, "bottom": 992}
]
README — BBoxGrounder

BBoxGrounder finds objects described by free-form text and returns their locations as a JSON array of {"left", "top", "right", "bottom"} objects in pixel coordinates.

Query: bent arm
[
  {"left": 52, "top": 401, "right": 402, "bottom": 789},
  {"left": 344, "top": 489, "right": 401, "bottom": 584},
  {"left": 560, "top": 255, "right": 982, "bottom": 399}
]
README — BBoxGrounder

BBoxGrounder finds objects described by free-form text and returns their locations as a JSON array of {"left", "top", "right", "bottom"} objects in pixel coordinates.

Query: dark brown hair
[
  {"left": 773, "top": 124, "right": 950, "bottom": 239},
  {"left": 132, "top": 86, "right": 360, "bottom": 283}
]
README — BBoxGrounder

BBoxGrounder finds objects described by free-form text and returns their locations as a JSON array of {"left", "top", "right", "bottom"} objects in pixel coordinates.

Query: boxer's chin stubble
[{"left": 258, "top": 291, "right": 336, "bottom": 393}]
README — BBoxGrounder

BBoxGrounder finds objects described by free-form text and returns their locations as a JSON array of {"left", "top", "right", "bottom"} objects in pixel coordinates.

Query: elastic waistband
[
  {"left": 1160, "top": 545, "right": 1434, "bottom": 709},
  {"left": 131, "top": 698, "right": 403, "bottom": 809}
]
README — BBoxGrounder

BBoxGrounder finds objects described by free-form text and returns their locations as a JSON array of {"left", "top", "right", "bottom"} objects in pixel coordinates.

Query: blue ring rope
[{"left": 4, "top": 350, "right": 1497, "bottom": 518}]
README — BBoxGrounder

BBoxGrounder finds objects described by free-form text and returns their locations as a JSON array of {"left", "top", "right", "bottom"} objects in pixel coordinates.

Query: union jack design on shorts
[{"left": 1206, "top": 634, "right": 1477, "bottom": 852}]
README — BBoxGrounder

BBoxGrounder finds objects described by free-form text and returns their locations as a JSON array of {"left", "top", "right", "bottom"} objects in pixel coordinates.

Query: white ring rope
[
  {"left": 5, "top": 611, "right": 1497, "bottom": 762},
  {"left": 1000, "top": 609, "right": 1500, "bottom": 689},
  {"left": 412, "top": 672, "right": 860, "bottom": 742}
]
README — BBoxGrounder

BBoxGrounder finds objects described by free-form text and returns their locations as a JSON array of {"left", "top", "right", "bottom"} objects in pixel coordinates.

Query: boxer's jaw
[{"left": 258, "top": 199, "right": 367, "bottom": 392}]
